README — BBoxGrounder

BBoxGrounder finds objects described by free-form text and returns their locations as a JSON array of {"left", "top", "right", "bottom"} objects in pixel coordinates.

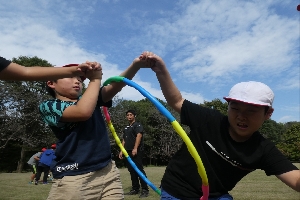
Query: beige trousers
[{"left": 47, "top": 161, "right": 124, "bottom": 200}]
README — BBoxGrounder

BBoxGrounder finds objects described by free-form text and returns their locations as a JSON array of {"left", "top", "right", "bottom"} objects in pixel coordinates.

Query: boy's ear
[
  {"left": 47, "top": 81, "right": 55, "bottom": 89},
  {"left": 265, "top": 107, "right": 274, "bottom": 120}
]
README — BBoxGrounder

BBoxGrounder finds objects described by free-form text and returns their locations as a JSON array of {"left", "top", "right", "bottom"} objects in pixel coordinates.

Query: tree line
[{"left": 0, "top": 56, "right": 299, "bottom": 172}]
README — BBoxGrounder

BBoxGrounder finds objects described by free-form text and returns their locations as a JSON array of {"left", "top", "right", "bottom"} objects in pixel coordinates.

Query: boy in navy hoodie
[{"left": 35, "top": 145, "right": 56, "bottom": 185}]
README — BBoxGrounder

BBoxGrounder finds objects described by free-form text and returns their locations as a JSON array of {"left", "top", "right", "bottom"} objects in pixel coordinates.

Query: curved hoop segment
[
  {"left": 103, "top": 76, "right": 209, "bottom": 200},
  {"left": 103, "top": 76, "right": 124, "bottom": 86}
]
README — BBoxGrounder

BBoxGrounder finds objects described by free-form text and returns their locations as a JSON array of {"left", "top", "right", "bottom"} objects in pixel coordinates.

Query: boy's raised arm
[
  {"left": 0, "top": 60, "right": 98, "bottom": 81},
  {"left": 142, "top": 52, "right": 184, "bottom": 114},
  {"left": 101, "top": 55, "right": 148, "bottom": 102}
]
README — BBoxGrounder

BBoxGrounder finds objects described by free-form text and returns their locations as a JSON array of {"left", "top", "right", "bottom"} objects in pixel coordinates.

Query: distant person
[
  {"left": 39, "top": 55, "right": 148, "bottom": 199},
  {"left": 139, "top": 52, "right": 300, "bottom": 199},
  {"left": 0, "top": 56, "right": 99, "bottom": 81},
  {"left": 35, "top": 145, "right": 56, "bottom": 185},
  {"left": 27, "top": 148, "right": 46, "bottom": 184},
  {"left": 119, "top": 110, "right": 149, "bottom": 198}
]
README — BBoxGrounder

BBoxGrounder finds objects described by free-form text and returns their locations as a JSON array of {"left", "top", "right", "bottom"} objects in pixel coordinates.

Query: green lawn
[{"left": 0, "top": 164, "right": 299, "bottom": 200}]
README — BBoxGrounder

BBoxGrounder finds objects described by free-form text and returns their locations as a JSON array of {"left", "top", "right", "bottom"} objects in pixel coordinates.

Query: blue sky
[{"left": 0, "top": 0, "right": 299, "bottom": 123}]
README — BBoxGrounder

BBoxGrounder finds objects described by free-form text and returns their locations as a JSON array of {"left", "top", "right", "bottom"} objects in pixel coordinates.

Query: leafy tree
[
  {"left": 0, "top": 56, "right": 56, "bottom": 172},
  {"left": 276, "top": 124, "right": 300, "bottom": 162},
  {"left": 259, "top": 119, "right": 284, "bottom": 144},
  {"left": 201, "top": 98, "right": 228, "bottom": 115},
  {"left": 282, "top": 121, "right": 300, "bottom": 133},
  {"left": 2, "top": 74, "right": 299, "bottom": 172}
]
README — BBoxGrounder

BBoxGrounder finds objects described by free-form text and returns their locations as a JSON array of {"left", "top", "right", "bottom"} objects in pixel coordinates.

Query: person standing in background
[{"left": 119, "top": 110, "right": 149, "bottom": 198}]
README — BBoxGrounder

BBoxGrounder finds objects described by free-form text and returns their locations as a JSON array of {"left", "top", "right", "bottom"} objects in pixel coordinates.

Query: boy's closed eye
[{"left": 230, "top": 106, "right": 238, "bottom": 110}]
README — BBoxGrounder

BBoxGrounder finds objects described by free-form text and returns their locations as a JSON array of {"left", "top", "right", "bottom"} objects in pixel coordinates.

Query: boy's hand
[
  {"left": 138, "top": 51, "right": 166, "bottom": 73},
  {"left": 132, "top": 148, "right": 137, "bottom": 156},
  {"left": 84, "top": 62, "right": 103, "bottom": 81},
  {"left": 76, "top": 62, "right": 102, "bottom": 72},
  {"left": 73, "top": 62, "right": 102, "bottom": 77},
  {"left": 118, "top": 151, "right": 124, "bottom": 159}
]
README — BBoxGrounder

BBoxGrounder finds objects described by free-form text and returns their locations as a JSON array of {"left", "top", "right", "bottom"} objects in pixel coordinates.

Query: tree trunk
[{"left": 16, "top": 145, "right": 25, "bottom": 173}]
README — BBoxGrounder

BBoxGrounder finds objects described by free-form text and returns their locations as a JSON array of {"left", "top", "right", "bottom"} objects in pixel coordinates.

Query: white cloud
[
  {"left": 126, "top": 0, "right": 298, "bottom": 86},
  {"left": 278, "top": 116, "right": 295, "bottom": 123},
  {"left": 276, "top": 70, "right": 300, "bottom": 90}
]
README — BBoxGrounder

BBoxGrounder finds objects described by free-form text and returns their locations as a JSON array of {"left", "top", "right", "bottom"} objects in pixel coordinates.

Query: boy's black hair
[
  {"left": 45, "top": 81, "right": 57, "bottom": 98},
  {"left": 227, "top": 101, "right": 270, "bottom": 114},
  {"left": 264, "top": 106, "right": 270, "bottom": 114},
  {"left": 126, "top": 109, "right": 136, "bottom": 116}
]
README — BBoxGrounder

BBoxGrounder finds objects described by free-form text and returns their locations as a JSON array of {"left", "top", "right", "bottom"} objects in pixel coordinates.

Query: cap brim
[{"left": 223, "top": 97, "right": 270, "bottom": 106}]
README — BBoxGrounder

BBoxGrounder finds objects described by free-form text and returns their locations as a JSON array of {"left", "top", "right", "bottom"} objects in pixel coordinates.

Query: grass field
[{"left": 0, "top": 164, "right": 299, "bottom": 200}]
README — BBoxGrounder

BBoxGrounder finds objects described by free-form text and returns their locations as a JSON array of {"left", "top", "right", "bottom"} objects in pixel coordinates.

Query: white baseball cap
[{"left": 223, "top": 81, "right": 274, "bottom": 107}]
